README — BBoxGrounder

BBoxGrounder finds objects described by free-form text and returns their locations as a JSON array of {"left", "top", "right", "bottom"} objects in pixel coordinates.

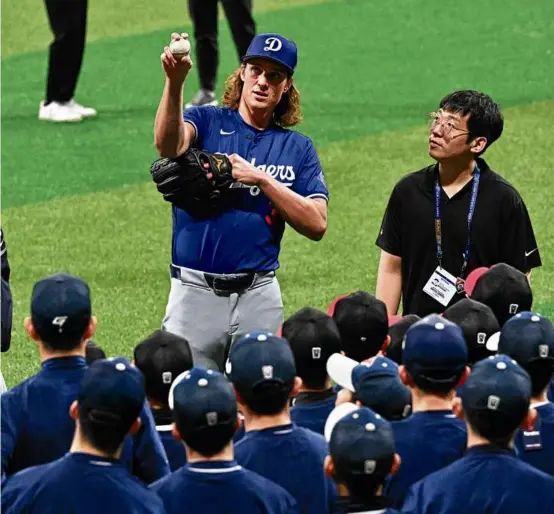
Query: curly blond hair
[{"left": 222, "top": 66, "right": 303, "bottom": 127}]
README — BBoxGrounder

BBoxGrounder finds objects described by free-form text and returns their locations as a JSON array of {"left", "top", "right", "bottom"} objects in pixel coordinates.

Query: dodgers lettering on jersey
[{"left": 174, "top": 107, "right": 329, "bottom": 274}]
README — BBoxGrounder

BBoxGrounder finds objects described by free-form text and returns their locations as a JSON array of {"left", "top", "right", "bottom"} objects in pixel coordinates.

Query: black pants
[
  {"left": 187, "top": 0, "right": 255, "bottom": 91},
  {"left": 44, "top": 0, "right": 88, "bottom": 104}
]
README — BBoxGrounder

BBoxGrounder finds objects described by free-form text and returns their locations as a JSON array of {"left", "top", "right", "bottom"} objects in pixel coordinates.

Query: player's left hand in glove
[{"left": 150, "top": 148, "right": 237, "bottom": 219}]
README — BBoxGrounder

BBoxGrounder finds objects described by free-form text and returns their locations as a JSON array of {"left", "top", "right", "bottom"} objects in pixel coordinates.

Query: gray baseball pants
[{"left": 162, "top": 265, "right": 284, "bottom": 370}]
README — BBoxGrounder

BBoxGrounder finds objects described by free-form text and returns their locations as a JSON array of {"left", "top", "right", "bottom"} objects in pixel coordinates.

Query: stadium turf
[{"left": 2, "top": 0, "right": 553, "bottom": 386}]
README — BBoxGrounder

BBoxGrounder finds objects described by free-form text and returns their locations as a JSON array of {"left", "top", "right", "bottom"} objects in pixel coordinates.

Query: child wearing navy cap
[
  {"left": 1, "top": 358, "right": 166, "bottom": 514},
  {"left": 499, "top": 312, "right": 554, "bottom": 476},
  {"left": 385, "top": 314, "right": 469, "bottom": 508},
  {"left": 227, "top": 331, "right": 337, "bottom": 514},
  {"left": 324, "top": 404, "right": 401, "bottom": 513},
  {"left": 402, "top": 355, "right": 554, "bottom": 514},
  {"left": 150, "top": 368, "right": 297, "bottom": 514}
]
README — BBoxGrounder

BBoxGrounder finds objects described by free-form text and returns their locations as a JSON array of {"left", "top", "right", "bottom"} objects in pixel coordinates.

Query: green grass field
[{"left": 2, "top": 0, "right": 553, "bottom": 387}]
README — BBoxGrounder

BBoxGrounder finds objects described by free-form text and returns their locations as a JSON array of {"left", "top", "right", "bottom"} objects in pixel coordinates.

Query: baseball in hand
[{"left": 169, "top": 39, "right": 191, "bottom": 56}]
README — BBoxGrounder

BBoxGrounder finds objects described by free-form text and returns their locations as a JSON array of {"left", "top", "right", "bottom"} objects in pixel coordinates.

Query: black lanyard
[{"left": 434, "top": 163, "right": 481, "bottom": 281}]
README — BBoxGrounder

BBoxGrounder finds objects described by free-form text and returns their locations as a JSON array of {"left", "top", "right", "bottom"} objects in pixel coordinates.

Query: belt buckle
[{"left": 211, "top": 276, "right": 232, "bottom": 296}]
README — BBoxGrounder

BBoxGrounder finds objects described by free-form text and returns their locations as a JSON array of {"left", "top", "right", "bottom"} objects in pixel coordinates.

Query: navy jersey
[
  {"left": 151, "top": 460, "right": 298, "bottom": 514},
  {"left": 234, "top": 423, "right": 336, "bottom": 514},
  {"left": 1, "top": 453, "right": 166, "bottom": 514},
  {"left": 1, "top": 356, "right": 170, "bottom": 483},
  {"left": 402, "top": 445, "right": 554, "bottom": 513},
  {"left": 174, "top": 107, "right": 329, "bottom": 273},
  {"left": 385, "top": 410, "right": 466, "bottom": 508},
  {"left": 290, "top": 395, "right": 337, "bottom": 435},
  {"left": 333, "top": 496, "right": 399, "bottom": 513},
  {"left": 548, "top": 381, "right": 554, "bottom": 401},
  {"left": 514, "top": 402, "right": 554, "bottom": 476}
]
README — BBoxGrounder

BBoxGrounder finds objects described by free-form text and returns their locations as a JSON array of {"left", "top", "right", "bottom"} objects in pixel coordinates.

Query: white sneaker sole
[{"left": 38, "top": 114, "right": 83, "bottom": 123}]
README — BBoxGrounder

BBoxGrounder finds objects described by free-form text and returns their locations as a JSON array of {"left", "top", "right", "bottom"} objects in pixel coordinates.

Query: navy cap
[
  {"left": 31, "top": 273, "right": 91, "bottom": 345},
  {"left": 134, "top": 330, "right": 194, "bottom": 405},
  {"left": 242, "top": 33, "right": 298, "bottom": 75},
  {"left": 386, "top": 315, "right": 421, "bottom": 365},
  {"left": 461, "top": 354, "right": 531, "bottom": 425},
  {"left": 331, "top": 291, "right": 389, "bottom": 362},
  {"left": 169, "top": 368, "right": 237, "bottom": 439},
  {"left": 499, "top": 312, "right": 554, "bottom": 367},
  {"left": 226, "top": 331, "right": 296, "bottom": 391},
  {"left": 79, "top": 357, "right": 145, "bottom": 430},
  {"left": 471, "top": 263, "right": 533, "bottom": 326},
  {"left": 328, "top": 354, "right": 411, "bottom": 420},
  {"left": 443, "top": 299, "right": 500, "bottom": 365},
  {"left": 282, "top": 307, "right": 341, "bottom": 381},
  {"left": 326, "top": 405, "right": 395, "bottom": 479},
  {"left": 403, "top": 314, "right": 468, "bottom": 389}
]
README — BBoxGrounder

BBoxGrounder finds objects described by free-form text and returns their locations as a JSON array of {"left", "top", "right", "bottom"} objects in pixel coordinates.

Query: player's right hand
[{"left": 161, "top": 33, "right": 193, "bottom": 84}]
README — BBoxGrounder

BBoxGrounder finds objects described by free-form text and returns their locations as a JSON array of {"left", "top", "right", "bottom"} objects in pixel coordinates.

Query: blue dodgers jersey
[
  {"left": 514, "top": 403, "right": 554, "bottom": 476},
  {"left": 1, "top": 453, "right": 165, "bottom": 514},
  {"left": 174, "top": 107, "right": 329, "bottom": 273},
  {"left": 150, "top": 460, "right": 298, "bottom": 514},
  {"left": 234, "top": 424, "right": 337, "bottom": 514},
  {"left": 157, "top": 429, "right": 187, "bottom": 472},
  {"left": 1, "top": 357, "right": 170, "bottom": 483},
  {"left": 402, "top": 445, "right": 554, "bottom": 514},
  {"left": 290, "top": 396, "right": 337, "bottom": 436},
  {"left": 385, "top": 411, "right": 467, "bottom": 509}
]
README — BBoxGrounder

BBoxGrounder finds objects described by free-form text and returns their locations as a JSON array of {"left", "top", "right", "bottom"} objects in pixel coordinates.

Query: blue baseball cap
[
  {"left": 79, "top": 357, "right": 145, "bottom": 430},
  {"left": 498, "top": 312, "right": 554, "bottom": 367},
  {"left": 169, "top": 368, "right": 237, "bottom": 439},
  {"left": 328, "top": 354, "right": 411, "bottom": 420},
  {"left": 31, "top": 273, "right": 91, "bottom": 346},
  {"left": 226, "top": 331, "right": 296, "bottom": 392},
  {"left": 461, "top": 354, "right": 531, "bottom": 426},
  {"left": 326, "top": 405, "right": 395, "bottom": 479},
  {"left": 403, "top": 314, "right": 468, "bottom": 390},
  {"left": 242, "top": 33, "right": 298, "bottom": 75}
]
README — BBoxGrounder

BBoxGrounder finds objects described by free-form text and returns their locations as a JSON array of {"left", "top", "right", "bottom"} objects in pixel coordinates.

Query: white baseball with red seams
[{"left": 169, "top": 38, "right": 190, "bottom": 56}]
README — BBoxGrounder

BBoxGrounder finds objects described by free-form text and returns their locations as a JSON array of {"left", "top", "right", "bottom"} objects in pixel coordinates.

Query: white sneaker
[
  {"left": 38, "top": 101, "right": 83, "bottom": 123},
  {"left": 67, "top": 99, "right": 97, "bottom": 118}
]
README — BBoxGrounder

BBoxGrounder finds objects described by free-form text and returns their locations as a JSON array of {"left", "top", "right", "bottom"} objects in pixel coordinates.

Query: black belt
[{"left": 170, "top": 265, "right": 258, "bottom": 295}]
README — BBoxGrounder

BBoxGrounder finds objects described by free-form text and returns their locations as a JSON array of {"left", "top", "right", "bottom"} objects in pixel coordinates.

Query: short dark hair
[
  {"left": 85, "top": 340, "right": 106, "bottom": 365},
  {"left": 78, "top": 406, "right": 131, "bottom": 455},
  {"left": 439, "top": 90, "right": 504, "bottom": 154},
  {"left": 523, "top": 361, "right": 554, "bottom": 398},
  {"left": 338, "top": 473, "right": 388, "bottom": 503},
  {"left": 236, "top": 382, "right": 292, "bottom": 415},
  {"left": 464, "top": 407, "right": 525, "bottom": 447},
  {"left": 407, "top": 369, "right": 462, "bottom": 396},
  {"left": 177, "top": 423, "right": 236, "bottom": 457}
]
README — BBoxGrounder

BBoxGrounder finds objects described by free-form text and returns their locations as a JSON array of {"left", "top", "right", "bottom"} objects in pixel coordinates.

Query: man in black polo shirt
[{"left": 375, "top": 90, "right": 541, "bottom": 317}]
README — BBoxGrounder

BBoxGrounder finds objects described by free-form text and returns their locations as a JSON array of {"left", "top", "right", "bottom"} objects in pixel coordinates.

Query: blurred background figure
[
  {"left": 185, "top": 0, "right": 256, "bottom": 107},
  {"left": 1, "top": 229, "right": 12, "bottom": 393},
  {"left": 39, "top": 0, "right": 97, "bottom": 122}
]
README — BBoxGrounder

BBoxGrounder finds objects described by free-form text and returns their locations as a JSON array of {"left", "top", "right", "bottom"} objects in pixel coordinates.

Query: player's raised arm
[{"left": 154, "top": 33, "right": 196, "bottom": 158}]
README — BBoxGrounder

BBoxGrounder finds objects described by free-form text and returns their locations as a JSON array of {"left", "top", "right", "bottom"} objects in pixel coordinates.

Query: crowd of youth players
[{"left": 1, "top": 263, "right": 554, "bottom": 514}]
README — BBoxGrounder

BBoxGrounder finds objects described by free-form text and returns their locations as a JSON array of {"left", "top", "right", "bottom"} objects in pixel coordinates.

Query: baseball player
[
  {"left": 226, "top": 331, "right": 337, "bottom": 514},
  {"left": 283, "top": 307, "right": 342, "bottom": 435},
  {"left": 324, "top": 404, "right": 401, "bottom": 514},
  {"left": 385, "top": 315, "right": 469, "bottom": 508},
  {"left": 150, "top": 368, "right": 298, "bottom": 514},
  {"left": 1, "top": 273, "right": 170, "bottom": 483},
  {"left": 499, "top": 312, "right": 554, "bottom": 476},
  {"left": 134, "top": 330, "right": 194, "bottom": 471},
  {"left": 154, "top": 32, "right": 328, "bottom": 370},
  {"left": 1, "top": 358, "right": 166, "bottom": 514},
  {"left": 402, "top": 355, "right": 554, "bottom": 514}
]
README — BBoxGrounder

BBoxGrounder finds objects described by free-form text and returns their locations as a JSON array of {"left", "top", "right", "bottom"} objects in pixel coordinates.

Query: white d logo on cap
[{"left": 264, "top": 37, "right": 282, "bottom": 52}]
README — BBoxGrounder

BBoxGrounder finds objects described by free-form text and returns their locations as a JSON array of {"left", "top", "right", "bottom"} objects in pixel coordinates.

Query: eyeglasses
[{"left": 428, "top": 111, "right": 469, "bottom": 137}]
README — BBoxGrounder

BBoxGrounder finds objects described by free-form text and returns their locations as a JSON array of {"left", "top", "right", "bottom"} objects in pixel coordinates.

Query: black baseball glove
[{"left": 150, "top": 148, "right": 237, "bottom": 219}]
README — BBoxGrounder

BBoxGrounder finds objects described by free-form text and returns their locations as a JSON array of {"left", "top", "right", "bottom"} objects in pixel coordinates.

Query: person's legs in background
[
  {"left": 185, "top": 0, "right": 219, "bottom": 108},
  {"left": 221, "top": 0, "right": 255, "bottom": 62},
  {"left": 40, "top": 0, "right": 97, "bottom": 122}
]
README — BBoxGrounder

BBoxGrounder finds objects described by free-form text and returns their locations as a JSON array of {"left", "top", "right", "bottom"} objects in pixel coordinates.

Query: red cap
[{"left": 465, "top": 267, "right": 490, "bottom": 296}]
